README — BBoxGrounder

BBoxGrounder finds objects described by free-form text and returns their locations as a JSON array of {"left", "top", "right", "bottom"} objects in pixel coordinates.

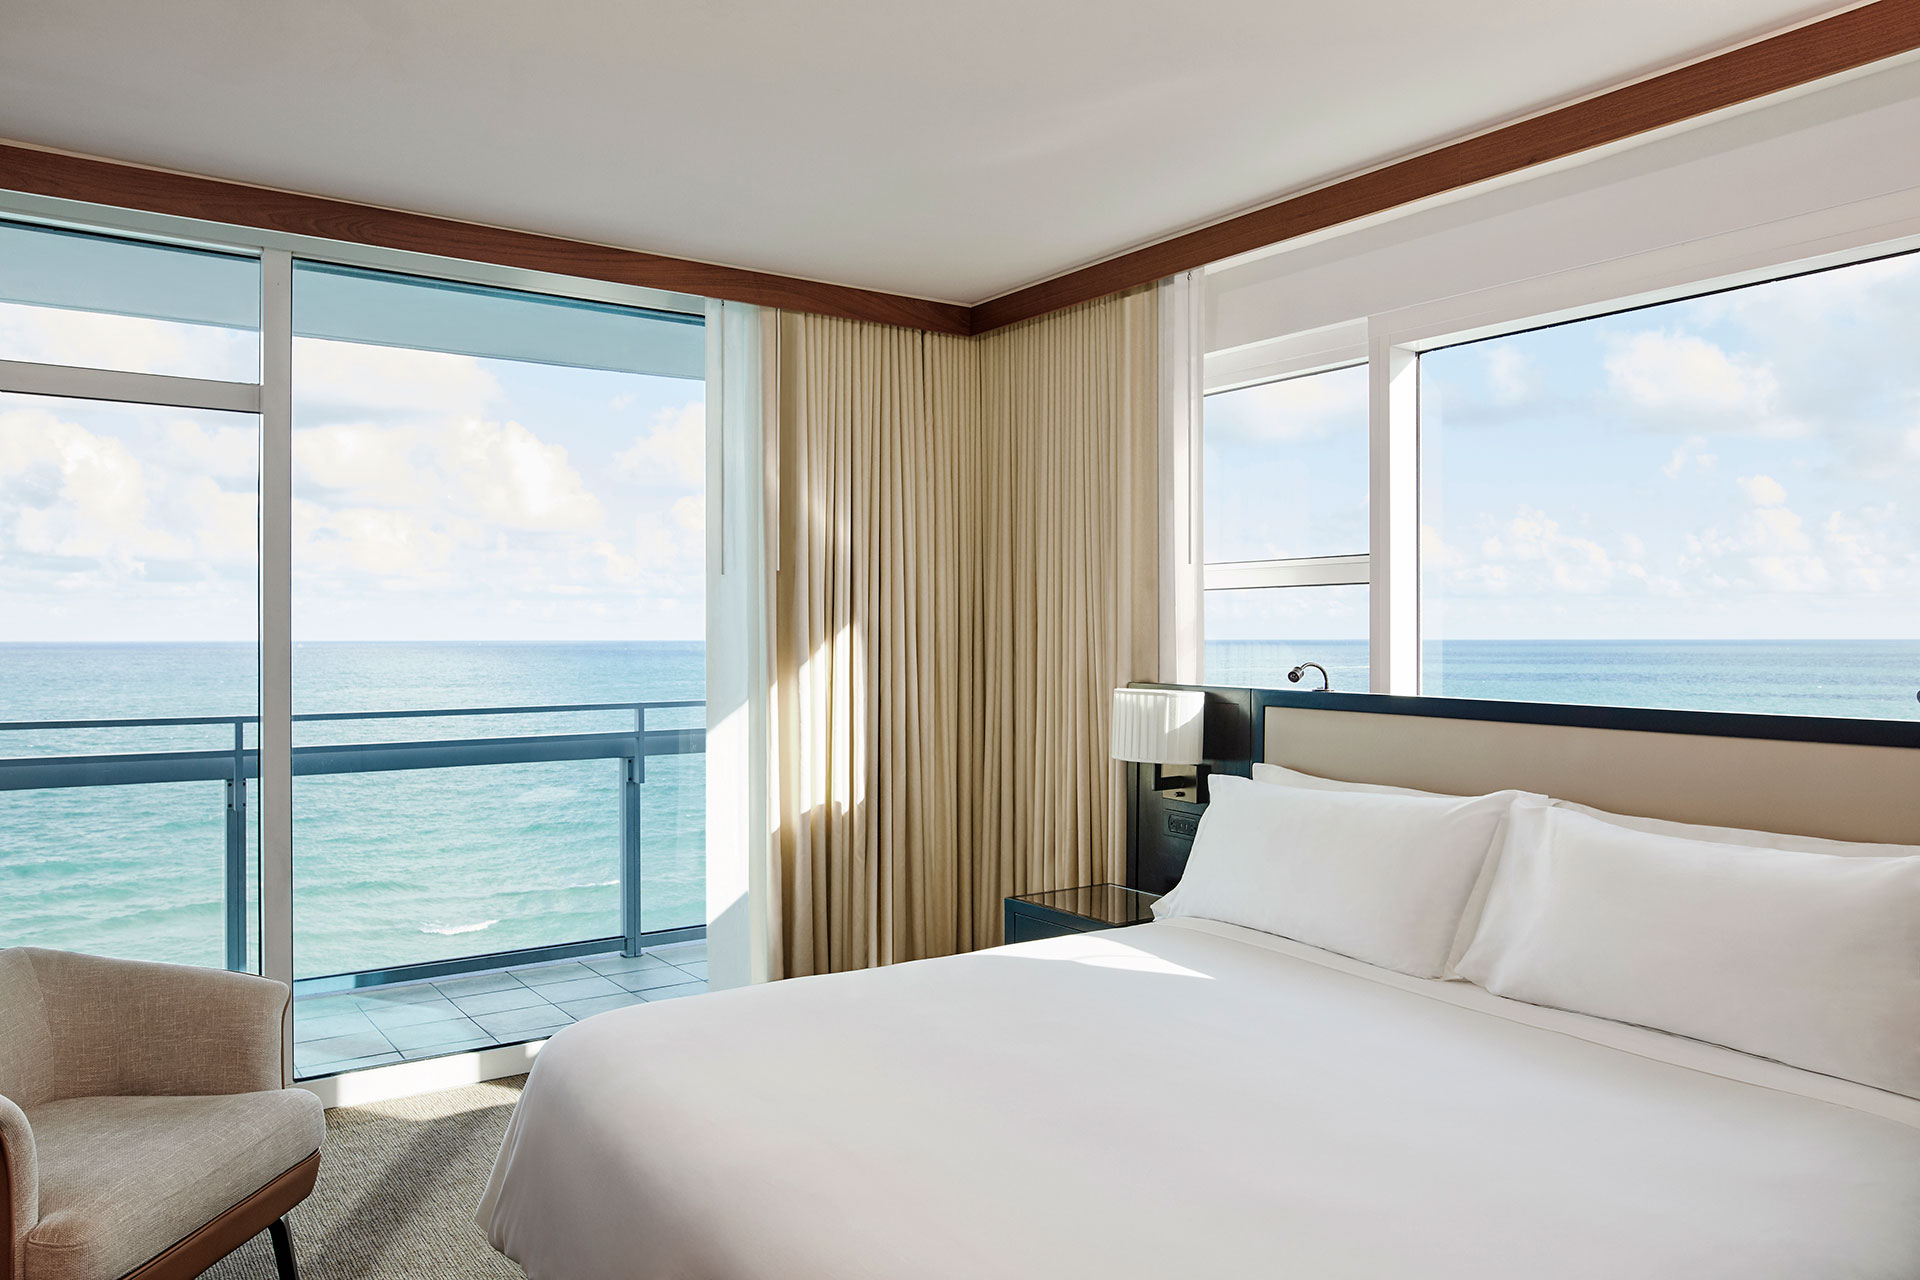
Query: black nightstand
[{"left": 1003, "top": 883, "right": 1161, "bottom": 944}]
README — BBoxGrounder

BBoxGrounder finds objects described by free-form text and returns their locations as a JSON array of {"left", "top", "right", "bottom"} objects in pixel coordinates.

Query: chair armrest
[
  {"left": 1, "top": 1093, "right": 36, "bottom": 1280},
  {"left": 26, "top": 950, "right": 288, "bottom": 1098}
]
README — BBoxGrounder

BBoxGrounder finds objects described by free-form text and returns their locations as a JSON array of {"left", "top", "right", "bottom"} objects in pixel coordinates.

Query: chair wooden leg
[{"left": 268, "top": 1218, "right": 299, "bottom": 1280}]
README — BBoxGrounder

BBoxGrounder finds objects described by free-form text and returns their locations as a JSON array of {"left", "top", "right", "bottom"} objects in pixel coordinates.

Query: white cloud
[
  {"left": 164, "top": 418, "right": 260, "bottom": 480},
  {"left": 1486, "top": 348, "right": 1532, "bottom": 405},
  {"left": 1604, "top": 330, "right": 1788, "bottom": 429},
  {"left": 1737, "top": 474, "right": 1788, "bottom": 507},
  {"left": 1487, "top": 506, "right": 1618, "bottom": 593},
  {"left": 294, "top": 500, "right": 460, "bottom": 581},
  {"left": 0, "top": 301, "right": 256, "bottom": 382},
  {"left": 445, "top": 419, "right": 604, "bottom": 532},
  {"left": 1208, "top": 365, "right": 1368, "bottom": 444},
  {"left": 294, "top": 340, "right": 499, "bottom": 426},
  {"left": 0, "top": 405, "right": 190, "bottom": 563},
  {"left": 615, "top": 401, "right": 704, "bottom": 488},
  {"left": 294, "top": 423, "right": 429, "bottom": 504}
]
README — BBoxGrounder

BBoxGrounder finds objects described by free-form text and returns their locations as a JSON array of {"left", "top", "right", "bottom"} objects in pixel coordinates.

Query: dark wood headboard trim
[{"left": 1246, "top": 688, "right": 1920, "bottom": 750}]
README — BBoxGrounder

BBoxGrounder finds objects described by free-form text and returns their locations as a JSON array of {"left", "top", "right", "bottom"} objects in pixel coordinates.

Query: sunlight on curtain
[{"left": 769, "top": 288, "right": 1158, "bottom": 978}]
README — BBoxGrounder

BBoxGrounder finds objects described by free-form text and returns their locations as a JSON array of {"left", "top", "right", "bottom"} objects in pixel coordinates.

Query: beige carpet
[{"left": 205, "top": 1077, "right": 528, "bottom": 1279}]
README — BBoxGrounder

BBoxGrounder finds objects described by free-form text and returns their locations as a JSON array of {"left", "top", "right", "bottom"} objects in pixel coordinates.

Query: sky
[
  {"left": 8, "top": 246, "right": 1920, "bottom": 649},
  {"left": 1204, "top": 249, "right": 1920, "bottom": 641},
  {"left": 0, "top": 299, "right": 706, "bottom": 643}
]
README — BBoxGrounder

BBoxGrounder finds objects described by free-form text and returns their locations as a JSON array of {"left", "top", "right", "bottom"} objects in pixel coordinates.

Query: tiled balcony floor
[{"left": 293, "top": 941, "right": 708, "bottom": 1078}]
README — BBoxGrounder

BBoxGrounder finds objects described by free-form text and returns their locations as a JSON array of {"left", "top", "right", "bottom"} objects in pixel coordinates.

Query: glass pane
[
  {"left": 0, "top": 392, "right": 260, "bottom": 969},
  {"left": 288, "top": 263, "right": 706, "bottom": 1063},
  {"left": 1203, "top": 585, "right": 1369, "bottom": 690},
  {"left": 293, "top": 261, "right": 704, "bottom": 379},
  {"left": 1204, "top": 364, "right": 1368, "bottom": 563},
  {"left": 0, "top": 219, "right": 260, "bottom": 381},
  {"left": 1422, "top": 250, "right": 1920, "bottom": 719}
]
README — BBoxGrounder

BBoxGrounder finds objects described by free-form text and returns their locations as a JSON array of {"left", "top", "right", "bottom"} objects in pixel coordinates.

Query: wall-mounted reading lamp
[
  {"left": 1288, "top": 662, "right": 1330, "bottom": 691},
  {"left": 1111, "top": 687, "right": 1208, "bottom": 803}
]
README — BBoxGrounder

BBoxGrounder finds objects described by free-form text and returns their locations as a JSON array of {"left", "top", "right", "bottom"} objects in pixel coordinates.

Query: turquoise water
[
  {"left": 1205, "top": 639, "right": 1920, "bottom": 721},
  {"left": 6, "top": 639, "right": 1917, "bottom": 976},
  {"left": 0, "top": 642, "right": 705, "bottom": 978}
]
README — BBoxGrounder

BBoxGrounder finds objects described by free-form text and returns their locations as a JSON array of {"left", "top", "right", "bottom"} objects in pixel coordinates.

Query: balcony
[{"left": 0, "top": 700, "right": 707, "bottom": 1078}]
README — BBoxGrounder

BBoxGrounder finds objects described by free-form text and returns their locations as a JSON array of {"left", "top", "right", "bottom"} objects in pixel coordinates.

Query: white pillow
[
  {"left": 1456, "top": 800, "right": 1920, "bottom": 1098},
  {"left": 1153, "top": 774, "right": 1515, "bottom": 978},
  {"left": 1248, "top": 762, "right": 1535, "bottom": 971}
]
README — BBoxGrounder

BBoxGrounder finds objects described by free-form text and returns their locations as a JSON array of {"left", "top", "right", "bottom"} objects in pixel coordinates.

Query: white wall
[{"left": 1204, "top": 53, "right": 1920, "bottom": 369}]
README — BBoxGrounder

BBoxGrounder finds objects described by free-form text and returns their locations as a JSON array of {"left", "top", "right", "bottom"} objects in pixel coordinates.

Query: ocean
[
  {"left": 0, "top": 642, "right": 705, "bottom": 978},
  {"left": 1204, "top": 639, "right": 1920, "bottom": 721},
  {"left": 4, "top": 639, "right": 1916, "bottom": 976}
]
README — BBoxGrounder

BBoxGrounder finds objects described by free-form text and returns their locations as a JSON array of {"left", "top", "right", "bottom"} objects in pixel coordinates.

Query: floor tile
[
  {"left": 293, "top": 1010, "right": 377, "bottom": 1043},
  {"left": 639, "top": 982, "right": 706, "bottom": 1003},
  {"left": 433, "top": 971, "right": 526, "bottom": 998},
  {"left": 534, "top": 975, "right": 623, "bottom": 1003},
  {"left": 362, "top": 998, "right": 470, "bottom": 1029},
  {"left": 294, "top": 993, "right": 372, "bottom": 1019},
  {"left": 353, "top": 981, "right": 448, "bottom": 1006},
  {"left": 294, "top": 1031, "right": 396, "bottom": 1067},
  {"left": 380, "top": 1015, "right": 489, "bottom": 1052},
  {"left": 582, "top": 954, "right": 672, "bottom": 977},
  {"left": 451, "top": 986, "right": 555, "bottom": 1017},
  {"left": 608, "top": 965, "right": 699, "bottom": 993},
  {"left": 554, "top": 992, "right": 647, "bottom": 1021},
  {"left": 509, "top": 961, "right": 597, "bottom": 987},
  {"left": 398, "top": 1035, "right": 500, "bottom": 1061},
  {"left": 672, "top": 961, "right": 708, "bottom": 980},
  {"left": 298, "top": 1052, "right": 402, "bottom": 1077},
  {"left": 470, "top": 1005, "right": 576, "bottom": 1039},
  {"left": 648, "top": 943, "right": 705, "bottom": 965}
]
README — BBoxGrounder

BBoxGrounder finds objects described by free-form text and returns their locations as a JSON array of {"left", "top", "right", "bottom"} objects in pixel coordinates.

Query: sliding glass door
[
  {"left": 284, "top": 264, "right": 708, "bottom": 1074},
  {"left": 0, "top": 208, "right": 712, "bottom": 1081}
]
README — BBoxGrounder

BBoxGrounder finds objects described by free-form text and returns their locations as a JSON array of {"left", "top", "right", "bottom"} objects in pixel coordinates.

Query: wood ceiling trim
[
  {"left": 968, "top": 0, "right": 1920, "bottom": 334},
  {"left": 0, "top": 142, "right": 974, "bottom": 335}
]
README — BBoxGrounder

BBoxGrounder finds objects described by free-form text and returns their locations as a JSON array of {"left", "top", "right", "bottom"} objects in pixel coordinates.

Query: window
[
  {"left": 1201, "top": 365, "right": 1370, "bottom": 690},
  {"left": 1421, "top": 251, "right": 1920, "bottom": 720},
  {"left": 0, "top": 221, "right": 262, "bottom": 970}
]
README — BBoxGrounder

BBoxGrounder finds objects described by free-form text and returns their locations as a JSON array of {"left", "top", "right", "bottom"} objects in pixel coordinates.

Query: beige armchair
[{"left": 0, "top": 949, "right": 324, "bottom": 1280}]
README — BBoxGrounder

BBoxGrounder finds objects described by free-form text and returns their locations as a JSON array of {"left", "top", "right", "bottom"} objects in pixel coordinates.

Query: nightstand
[{"left": 1003, "top": 883, "right": 1161, "bottom": 944}]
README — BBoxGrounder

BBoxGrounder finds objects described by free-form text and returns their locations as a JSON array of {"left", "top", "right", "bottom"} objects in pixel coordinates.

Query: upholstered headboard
[{"left": 1128, "top": 684, "right": 1920, "bottom": 895}]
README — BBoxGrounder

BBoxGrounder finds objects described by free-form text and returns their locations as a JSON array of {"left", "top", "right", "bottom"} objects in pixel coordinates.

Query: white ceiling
[{"left": 0, "top": 0, "right": 1851, "bottom": 305}]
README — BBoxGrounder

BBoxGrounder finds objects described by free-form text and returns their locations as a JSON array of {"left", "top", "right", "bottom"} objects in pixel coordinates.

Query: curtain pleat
[{"left": 769, "top": 289, "right": 1157, "bottom": 979}]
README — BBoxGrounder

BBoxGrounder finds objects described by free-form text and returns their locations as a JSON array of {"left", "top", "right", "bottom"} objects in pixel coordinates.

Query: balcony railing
[{"left": 0, "top": 701, "right": 705, "bottom": 985}]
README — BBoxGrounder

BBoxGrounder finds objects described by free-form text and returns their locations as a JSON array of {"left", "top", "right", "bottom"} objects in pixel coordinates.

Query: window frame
[{"left": 1198, "top": 341, "right": 1373, "bottom": 688}]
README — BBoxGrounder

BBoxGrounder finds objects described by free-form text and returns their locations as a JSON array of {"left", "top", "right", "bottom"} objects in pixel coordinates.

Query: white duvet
[{"left": 479, "top": 920, "right": 1920, "bottom": 1279}]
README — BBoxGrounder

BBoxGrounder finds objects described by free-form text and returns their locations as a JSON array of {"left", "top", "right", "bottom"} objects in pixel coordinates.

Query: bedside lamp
[{"left": 1111, "top": 687, "right": 1208, "bottom": 803}]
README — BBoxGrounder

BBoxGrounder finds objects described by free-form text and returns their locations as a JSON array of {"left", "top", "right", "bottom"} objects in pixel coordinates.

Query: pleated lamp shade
[{"left": 1110, "top": 688, "right": 1206, "bottom": 765}]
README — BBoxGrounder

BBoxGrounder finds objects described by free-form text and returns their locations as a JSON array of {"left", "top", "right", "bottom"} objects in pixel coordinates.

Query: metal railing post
[
  {"left": 224, "top": 718, "right": 248, "bottom": 972},
  {"left": 621, "top": 706, "right": 645, "bottom": 956}
]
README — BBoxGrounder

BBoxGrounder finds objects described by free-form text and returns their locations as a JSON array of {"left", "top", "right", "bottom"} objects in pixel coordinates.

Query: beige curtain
[{"left": 768, "top": 289, "right": 1158, "bottom": 979}]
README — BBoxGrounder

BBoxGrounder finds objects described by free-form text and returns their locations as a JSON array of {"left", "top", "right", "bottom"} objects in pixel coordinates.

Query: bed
[{"left": 478, "top": 691, "right": 1920, "bottom": 1278}]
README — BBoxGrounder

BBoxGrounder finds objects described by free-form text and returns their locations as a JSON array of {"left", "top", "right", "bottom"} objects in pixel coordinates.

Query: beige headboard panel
[{"left": 1263, "top": 704, "right": 1920, "bottom": 845}]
